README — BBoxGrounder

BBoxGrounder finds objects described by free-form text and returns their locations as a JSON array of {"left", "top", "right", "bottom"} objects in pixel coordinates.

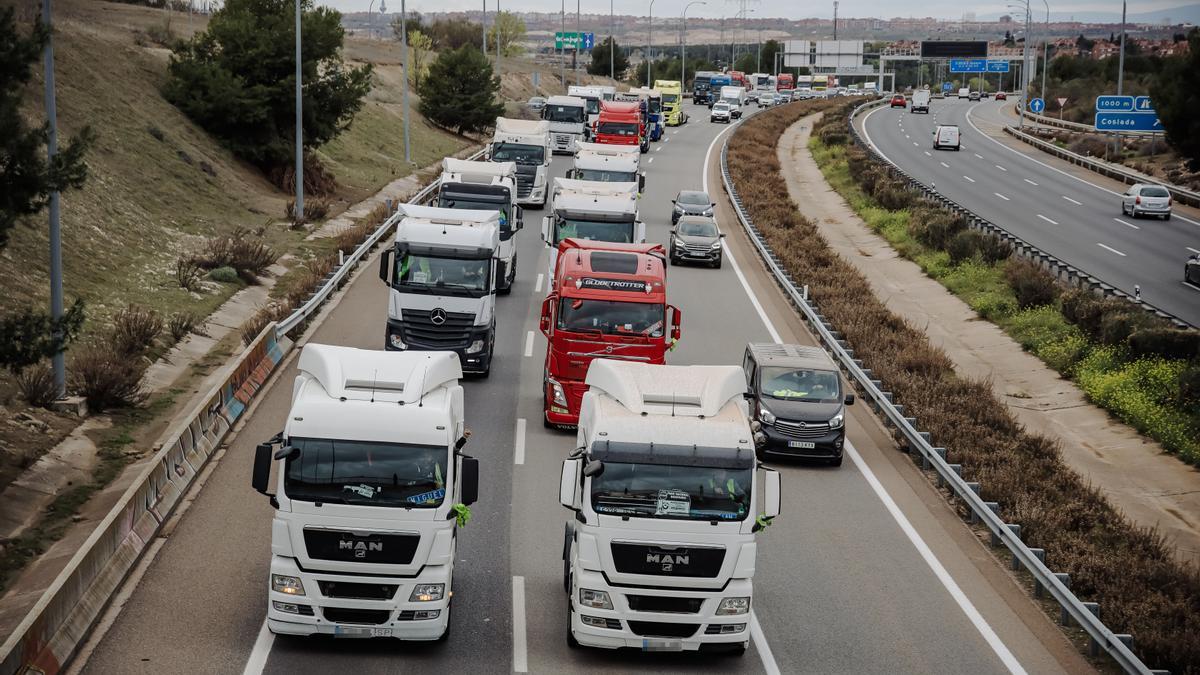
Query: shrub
[
  {"left": 1179, "top": 364, "right": 1200, "bottom": 410},
  {"left": 976, "top": 234, "right": 1012, "bottom": 265},
  {"left": 69, "top": 345, "right": 147, "bottom": 411},
  {"left": 873, "top": 183, "right": 915, "bottom": 211},
  {"left": 192, "top": 228, "right": 277, "bottom": 283},
  {"left": 208, "top": 266, "right": 239, "bottom": 283},
  {"left": 108, "top": 304, "right": 162, "bottom": 356},
  {"left": 174, "top": 256, "right": 202, "bottom": 291},
  {"left": 16, "top": 361, "right": 57, "bottom": 408},
  {"left": 818, "top": 128, "right": 847, "bottom": 146},
  {"left": 167, "top": 312, "right": 205, "bottom": 343},
  {"left": 1067, "top": 134, "right": 1109, "bottom": 157},
  {"left": 1127, "top": 329, "right": 1200, "bottom": 360},
  {"left": 240, "top": 301, "right": 292, "bottom": 346},
  {"left": 947, "top": 229, "right": 989, "bottom": 265},
  {"left": 286, "top": 198, "right": 331, "bottom": 225},
  {"left": 910, "top": 208, "right": 966, "bottom": 250},
  {"left": 1098, "top": 309, "right": 1157, "bottom": 346},
  {"left": 1004, "top": 258, "right": 1060, "bottom": 308}
]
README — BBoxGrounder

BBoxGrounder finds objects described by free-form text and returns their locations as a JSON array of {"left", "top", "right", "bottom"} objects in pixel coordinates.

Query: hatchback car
[
  {"left": 995, "top": 92, "right": 1008, "bottom": 101},
  {"left": 527, "top": 96, "right": 546, "bottom": 111},
  {"left": 890, "top": 94, "right": 906, "bottom": 108},
  {"left": 710, "top": 101, "right": 733, "bottom": 123},
  {"left": 968, "top": 91, "right": 981, "bottom": 101},
  {"left": 758, "top": 92, "right": 776, "bottom": 107},
  {"left": 671, "top": 190, "right": 714, "bottom": 224},
  {"left": 1121, "top": 184, "right": 1172, "bottom": 219},
  {"left": 670, "top": 216, "right": 725, "bottom": 268}
]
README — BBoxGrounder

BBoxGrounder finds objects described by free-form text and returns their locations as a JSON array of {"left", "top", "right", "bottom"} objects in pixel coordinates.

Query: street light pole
[
  {"left": 496, "top": 0, "right": 501, "bottom": 67},
  {"left": 682, "top": 1, "right": 705, "bottom": 89},
  {"left": 401, "top": 0, "right": 411, "bottom": 164},
  {"left": 610, "top": 0, "right": 614, "bottom": 80},
  {"left": 647, "top": 0, "right": 657, "bottom": 86},
  {"left": 1041, "top": 0, "right": 1049, "bottom": 99},
  {"left": 295, "top": 0, "right": 304, "bottom": 220},
  {"left": 560, "top": 0, "right": 566, "bottom": 90},
  {"left": 575, "top": 0, "right": 580, "bottom": 85},
  {"left": 42, "top": 0, "right": 65, "bottom": 397},
  {"left": 482, "top": 0, "right": 486, "bottom": 55}
]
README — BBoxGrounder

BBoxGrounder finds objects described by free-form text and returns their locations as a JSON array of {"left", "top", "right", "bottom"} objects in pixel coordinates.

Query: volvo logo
[{"left": 430, "top": 308, "right": 448, "bottom": 326}]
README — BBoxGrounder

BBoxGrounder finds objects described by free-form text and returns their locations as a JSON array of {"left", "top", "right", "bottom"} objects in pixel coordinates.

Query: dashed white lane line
[
  {"left": 994, "top": 164, "right": 1008, "bottom": 172},
  {"left": 512, "top": 576, "right": 528, "bottom": 672},
  {"left": 1098, "top": 243, "right": 1127, "bottom": 257},
  {"left": 1037, "top": 214, "right": 1058, "bottom": 225},
  {"left": 534, "top": 272, "right": 544, "bottom": 293},
  {"left": 924, "top": 151, "right": 932, "bottom": 157},
  {"left": 1024, "top": 178, "right": 1038, "bottom": 186},
  {"left": 523, "top": 330, "right": 534, "bottom": 357},
  {"left": 964, "top": 176, "right": 976, "bottom": 183},
  {"left": 940, "top": 161, "right": 950, "bottom": 168},
  {"left": 1114, "top": 218, "right": 1140, "bottom": 230},
  {"left": 1188, "top": 247, "right": 1200, "bottom": 255},
  {"left": 514, "top": 418, "right": 526, "bottom": 465},
  {"left": 1062, "top": 195, "right": 1082, "bottom": 206},
  {"left": 913, "top": 141, "right": 919, "bottom": 147},
  {"left": 648, "top": 156, "right": 655, "bottom": 163},
  {"left": 994, "top": 192, "right": 1010, "bottom": 201},
  {"left": 905, "top": 134, "right": 910, "bottom": 139},
  {"left": 974, "top": 153, "right": 984, "bottom": 159}
]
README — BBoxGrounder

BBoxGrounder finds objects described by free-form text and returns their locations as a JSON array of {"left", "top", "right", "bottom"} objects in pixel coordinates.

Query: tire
[
  {"left": 1164, "top": 213, "right": 1171, "bottom": 221},
  {"left": 566, "top": 604, "right": 580, "bottom": 649},
  {"left": 437, "top": 601, "right": 452, "bottom": 642},
  {"left": 713, "top": 255, "right": 723, "bottom": 269}
]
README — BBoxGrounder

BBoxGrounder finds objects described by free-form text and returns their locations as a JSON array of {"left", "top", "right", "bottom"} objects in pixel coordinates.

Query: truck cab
[
  {"left": 692, "top": 70, "right": 716, "bottom": 105},
  {"left": 542, "top": 178, "right": 644, "bottom": 277},
  {"left": 618, "top": 88, "right": 663, "bottom": 143},
  {"left": 540, "top": 242, "right": 679, "bottom": 427},
  {"left": 654, "top": 80, "right": 688, "bottom": 127},
  {"left": 568, "top": 142, "right": 646, "bottom": 194},
  {"left": 594, "top": 100, "right": 647, "bottom": 153},
  {"left": 728, "top": 71, "right": 748, "bottom": 95},
  {"left": 568, "top": 85, "right": 606, "bottom": 127},
  {"left": 379, "top": 205, "right": 501, "bottom": 376},
  {"left": 437, "top": 158, "right": 523, "bottom": 294},
  {"left": 776, "top": 73, "right": 795, "bottom": 92},
  {"left": 252, "top": 344, "right": 480, "bottom": 642},
  {"left": 707, "top": 74, "right": 731, "bottom": 108},
  {"left": 491, "top": 117, "right": 551, "bottom": 207},
  {"left": 558, "top": 360, "right": 782, "bottom": 653},
  {"left": 542, "top": 95, "right": 588, "bottom": 154}
]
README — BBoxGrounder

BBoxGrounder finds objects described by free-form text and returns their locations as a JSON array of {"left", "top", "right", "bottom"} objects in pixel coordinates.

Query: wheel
[
  {"left": 670, "top": 256, "right": 678, "bottom": 266},
  {"left": 713, "top": 255, "right": 723, "bottom": 269},
  {"left": 1131, "top": 208, "right": 1139, "bottom": 219},
  {"left": 1164, "top": 213, "right": 1171, "bottom": 220},
  {"left": 566, "top": 604, "right": 580, "bottom": 649},
  {"left": 1121, "top": 203, "right": 1128, "bottom": 215}
]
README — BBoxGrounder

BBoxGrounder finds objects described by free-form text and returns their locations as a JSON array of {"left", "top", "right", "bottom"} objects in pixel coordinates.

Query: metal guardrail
[
  {"left": 720, "top": 102, "right": 1165, "bottom": 675},
  {"left": 1014, "top": 101, "right": 1095, "bottom": 133},
  {"left": 850, "top": 99, "right": 1193, "bottom": 330}
]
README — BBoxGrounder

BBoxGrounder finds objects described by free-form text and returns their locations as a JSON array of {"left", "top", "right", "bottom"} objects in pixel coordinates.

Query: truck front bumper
[
  {"left": 384, "top": 319, "right": 493, "bottom": 374},
  {"left": 515, "top": 184, "right": 546, "bottom": 206},
  {"left": 267, "top": 556, "right": 450, "bottom": 641},
  {"left": 569, "top": 568, "right": 751, "bottom": 652}
]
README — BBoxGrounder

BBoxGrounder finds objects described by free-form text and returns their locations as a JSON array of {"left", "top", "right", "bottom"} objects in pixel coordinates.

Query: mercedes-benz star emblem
[{"left": 430, "top": 308, "right": 447, "bottom": 326}]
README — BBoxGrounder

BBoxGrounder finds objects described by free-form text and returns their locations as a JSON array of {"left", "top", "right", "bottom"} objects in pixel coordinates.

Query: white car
[
  {"left": 758, "top": 92, "right": 776, "bottom": 108},
  {"left": 933, "top": 125, "right": 960, "bottom": 150},
  {"left": 1121, "top": 183, "right": 1172, "bottom": 219},
  {"left": 710, "top": 101, "right": 733, "bottom": 124}
]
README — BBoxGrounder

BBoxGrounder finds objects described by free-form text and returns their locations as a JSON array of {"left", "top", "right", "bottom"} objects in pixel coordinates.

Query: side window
[{"left": 742, "top": 352, "right": 756, "bottom": 388}]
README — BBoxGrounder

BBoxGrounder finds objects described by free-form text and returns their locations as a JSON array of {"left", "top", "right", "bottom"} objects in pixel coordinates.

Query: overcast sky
[{"left": 317, "top": 0, "right": 1188, "bottom": 20}]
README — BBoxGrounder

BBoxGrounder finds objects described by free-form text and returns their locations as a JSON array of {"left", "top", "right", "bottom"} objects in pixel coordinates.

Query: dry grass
[{"left": 730, "top": 101, "right": 1200, "bottom": 673}]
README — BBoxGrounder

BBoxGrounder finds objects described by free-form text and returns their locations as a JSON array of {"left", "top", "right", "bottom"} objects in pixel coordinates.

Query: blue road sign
[
  {"left": 1095, "top": 112, "right": 1162, "bottom": 132},
  {"left": 1029, "top": 98, "right": 1046, "bottom": 114},
  {"left": 950, "top": 59, "right": 987, "bottom": 72},
  {"left": 942, "top": 82, "right": 953, "bottom": 92},
  {"left": 1095, "top": 95, "right": 1134, "bottom": 112},
  {"left": 581, "top": 32, "right": 595, "bottom": 49},
  {"left": 1133, "top": 96, "right": 1154, "bottom": 112},
  {"left": 986, "top": 60, "right": 1010, "bottom": 72}
]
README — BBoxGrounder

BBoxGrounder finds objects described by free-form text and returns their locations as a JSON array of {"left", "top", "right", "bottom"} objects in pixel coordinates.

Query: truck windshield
[
  {"left": 437, "top": 196, "right": 512, "bottom": 237},
  {"left": 597, "top": 122, "right": 638, "bottom": 137},
  {"left": 554, "top": 217, "right": 635, "bottom": 245},
  {"left": 558, "top": 298, "right": 663, "bottom": 337},
  {"left": 574, "top": 169, "right": 637, "bottom": 182},
  {"left": 395, "top": 251, "right": 490, "bottom": 296},
  {"left": 759, "top": 366, "right": 841, "bottom": 402},
  {"left": 285, "top": 438, "right": 447, "bottom": 508},
  {"left": 661, "top": 93, "right": 679, "bottom": 104},
  {"left": 545, "top": 105, "right": 586, "bottom": 123},
  {"left": 584, "top": 98, "right": 601, "bottom": 115},
  {"left": 591, "top": 463, "right": 751, "bottom": 521},
  {"left": 492, "top": 142, "right": 545, "bottom": 165},
  {"left": 647, "top": 100, "right": 662, "bottom": 114}
]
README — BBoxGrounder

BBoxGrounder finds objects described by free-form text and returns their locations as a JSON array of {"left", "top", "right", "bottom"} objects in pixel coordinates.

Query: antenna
[
  {"left": 370, "top": 369, "right": 378, "bottom": 403},
  {"left": 415, "top": 356, "right": 430, "bottom": 407}
]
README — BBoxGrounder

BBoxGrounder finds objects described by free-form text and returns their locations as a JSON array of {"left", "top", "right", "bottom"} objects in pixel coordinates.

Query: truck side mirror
[
  {"left": 379, "top": 249, "right": 393, "bottom": 283},
  {"left": 559, "top": 458, "right": 581, "bottom": 510},
  {"left": 459, "top": 455, "right": 479, "bottom": 506},
  {"left": 582, "top": 460, "right": 604, "bottom": 478},
  {"left": 762, "top": 467, "right": 781, "bottom": 519},
  {"left": 493, "top": 263, "right": 503, "bottom": 289},
  {"left": 669, "top": 305, "right": 682, "bottom": 341},
  {"left": 639, "top": 173, "right": 645, "bottom": 191},
  {"left": 540, "top": 296, "right": 553, "bottom": 337},
  {"left": 252, "top": 443, "right": 273, "bottom": 495},
  {"left": 541, "top": 216, "right": 552, "bottom": 246},
  {"left": 844, "top": 393, "right": 856, "bottom": 406},
  {"left": 635, "top": 221, "right": 646, "bottom": 244},
  {"left": 515, "top": 206, "right": 524, "bottom": 229}
]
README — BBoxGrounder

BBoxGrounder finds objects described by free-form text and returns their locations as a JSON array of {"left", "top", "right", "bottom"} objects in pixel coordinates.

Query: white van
[
  {"left": 933, "top": 125, "right": 960, "bottom": 150},
  {"left": 957, "top": 87, "right": 970, "bottom": 99},
  {"left": 911, "top": 89, "right": 930, "bottom": 114}
]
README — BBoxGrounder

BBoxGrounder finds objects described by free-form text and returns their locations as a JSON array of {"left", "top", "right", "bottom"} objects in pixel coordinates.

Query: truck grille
[
  {"left": 610, "top": 542, "right": 724, "bottom": 578},
  {"left": 772, "top": 419, "right": 832, "bottom": 439},
  {"left": 303, "top": 529, "right": 420, "bottom": 565},
  {"left": 628, "top": 621, "right": 700, "bottom": 638},
  {"left": 317, "top": 581, "right": 398, "bottom": 600},
  {"left": 514, "top": 171, "right": 534, "bottom": 198},
  {"left": 401, "top": 309, "right": 475, "bottom": 350},
  {"left": 555, "top": 133, "right": 572, "bottom": 147},
  {"left": 626, "top": 595, "right": 704, "bottom": 614},
  {"left": 323, "top": 608, "right": 391, "bottom": 625}
]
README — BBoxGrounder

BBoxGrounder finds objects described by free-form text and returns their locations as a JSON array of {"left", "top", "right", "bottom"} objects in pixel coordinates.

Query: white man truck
[
  {"left": 437, "top": 157, "right": 522, "bottom": 294},
  {"left": 379, "top": 205, "right": 500, "bottom": 376},
  {"left": 542, "top": 177, "right": 644, "bottom": 276},
  {"left": 567, "top": 142, "right": 645, "bottom": 194},
  {"left": 491, "top": 117, "right": 551, "bottom": 207},
  {"left": 569, "top": 85, "right": 607, "bottom": 127},
  {"left": 252, "top": 344, "right": 480, "bottom": 642},
  {"left": 558, "top": 360, "right": 782, "bottom": 654},
  {"left": 542, "top": 95, "right": 588, "bottom": 154}
]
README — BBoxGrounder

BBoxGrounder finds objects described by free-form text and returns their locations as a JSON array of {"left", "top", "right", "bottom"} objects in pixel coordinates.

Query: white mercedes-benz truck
[
  {"left": 378, "top": 204, "right": 500, "bottom": 376},
  {"left": 491, "top": 117, "right": 551, "bottom": 207},
  {"left": 567, "top": 142, "right": 645, "bottom": 194},
  {"left": 252, "top": 344, "right": 479, "bottom": 642},
  {"left": 437, "top": 157, "right": 522, "bottom": 294},
  {"left": 542, "top": 95, "right": 588, "bottom": 154},
  {"left": 542, "top": 177, "right": 644, "bottom": 276},
  {"left": 558, "top": 360, "right": 782, "bottom": 655}
]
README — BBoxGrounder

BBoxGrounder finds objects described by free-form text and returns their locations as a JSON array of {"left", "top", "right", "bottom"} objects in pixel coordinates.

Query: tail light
[
  {"left": 1135, "top": 196, "right": 1142, "bottom": 205},
  {"left": 1167, "top": 197, "right": 1172, "bottom": 207}
]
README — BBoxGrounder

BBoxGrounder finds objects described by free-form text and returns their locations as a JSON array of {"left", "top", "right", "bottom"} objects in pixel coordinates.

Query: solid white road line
[
  {"left": 514, "top": 418, "right": 526, "bottom": 465},
  {"left": 845, "top": 440, "right": 1028, "bottom": 675},
  {"left": 1098, "top": 243, "right": 1127, "bottom": 257},
  {"left": 963, "top": 175, "right": 976, "bottom": 183},
  {"left": 940, "top": 161, "right": 950, "bottom": 168},
  {"left": 1024, "top": 178, "right": 1038, "bottom": 186},
  {"left": 1114, "top": 218, "right": 1140, "bottom": 230},
  {"left": 750, "top": 611, "right": 781, "bottom": 675},
  {"left": 1188, "top": 247, "right": 1200, "bottom": 255},
  {"left": 994, "top": 192, "right": 1010, "bottom": 201},
  {"left": 1182, "top": 282, "right": 1200, "bottom": 294},
  {"left": 241, "top": 620, "right": 274, "bottom": 675},
  {"left": 534, "top": 273, "right": 544, "bottom": 293},
  {"left": 1037, "top": 214, "right": 1058, "bottom": 225},
  {"left": 523, "top": 331, "right": 534, "bottom": 357},
  {"left": 994, "top": 164, "right": 1007, "bottom": 171},
  {"left": 512, "top": 576, "right": 529, "bottom": 673},
  {"left": 1062, "top": 195, "right": 1082, "bottom": 205}
]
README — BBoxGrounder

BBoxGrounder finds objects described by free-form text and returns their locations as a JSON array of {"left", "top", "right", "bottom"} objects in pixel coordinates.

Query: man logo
[
  {"left": 646, "top": 552, "right": 689, "bottom": 572},
  {"left": 340, "top": 540, "right": 383, "bottom": 559},
  {"left": 430, "top": 308, "right": 448, "bottom": 326}
]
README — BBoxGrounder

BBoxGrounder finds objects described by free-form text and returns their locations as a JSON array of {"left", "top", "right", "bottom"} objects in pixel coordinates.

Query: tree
[
  {"left": 1075, "top": 34, "right": 1095, "bottom": 52},
  {"left": 588, "top": 36, "right": 628, "bottom": 77},
  {"left": 1003, "top": 30, "right": 1016, "bottom": 47},
  {"left": 419, "top": 45, "right": 503, "bottom": 135},
  {"left": 427, "top": 18, "right": 482, "bottom": 51},
  {"left": 390, "top": 11, "right": 424, "bottom": 42},
  {"left": 486, "top": 11, "right": 525, "bottom": 57},
  {"left": 0, "top": 7, "right": 94, "bottom": 249},
  {"left": 408, "top": 30, "right": 433, "bottom": 88},
  {"left": 164, "top": 0, "right": 372, "bottom": 171},
  {"left": 0, "top": 300, "right": 85, "bottom": 374},
  {"left": 1151, "top": 28, "right": 1200, "bottom": 170}
]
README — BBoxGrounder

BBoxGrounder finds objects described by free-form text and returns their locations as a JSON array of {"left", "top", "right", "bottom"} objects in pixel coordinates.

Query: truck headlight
[
  {"left": 466, "top": 339, "right": 485, "bottom": 354},
  {"left": 409, "top": 584, "right": 445, "bottom": 602},
  {"left": 829, "top": 412, "right": 845, "bottom": 429},
  {"left": 579, "top": 589, "right": 613, "bottom": 610},
  {"left": 388, "top": 333, "right": 407, "bottom": 350},
  {"left": 758, "top": 408, "right": 775, "bottom": 425},
  {"left": 272, "top": 574, "right": 305, "bottom": 596},
  {"left": 548, "top": 378, "right": 568, "bottom": 407},
  {"left": 716, "top": 597, "right": 750, "bottom": 615}
]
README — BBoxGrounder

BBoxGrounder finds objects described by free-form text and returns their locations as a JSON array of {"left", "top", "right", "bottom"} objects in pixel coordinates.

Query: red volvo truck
[
  {"left": 777, "top": 73, "right": 795, "bottom": 91},
  {"left": 540, "top": 239, "right": 680, "bottom": 427},
  {"left": 593, "top": 100, "right": 647, "bottom": 153}
]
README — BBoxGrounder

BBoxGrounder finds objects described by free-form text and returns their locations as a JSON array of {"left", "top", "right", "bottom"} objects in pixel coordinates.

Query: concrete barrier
[{"left": 0, "top": 325, "right": 289, "bottom": 675}]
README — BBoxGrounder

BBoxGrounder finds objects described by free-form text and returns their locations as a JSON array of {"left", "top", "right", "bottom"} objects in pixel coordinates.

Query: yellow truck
[{"left": 654, "top": 79, "right": 688, "bottom": 126}]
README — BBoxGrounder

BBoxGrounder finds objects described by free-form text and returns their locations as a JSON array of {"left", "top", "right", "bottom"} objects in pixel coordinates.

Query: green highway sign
[{"left": 554, "top": 31, "right": 596, "bottom": 50}]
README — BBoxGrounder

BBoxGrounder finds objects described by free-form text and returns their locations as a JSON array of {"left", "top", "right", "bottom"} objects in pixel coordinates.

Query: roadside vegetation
[{"left": 731, "top": 99, "right": 1200, "bottom": 673}]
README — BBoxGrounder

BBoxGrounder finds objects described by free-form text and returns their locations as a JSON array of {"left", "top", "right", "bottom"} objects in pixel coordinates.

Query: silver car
[
  {"left": 670, "top": 215, "right": 725, "bottom": 268},
  {"left": 672, "top": 190, "right": 715, "bottom": 224},
  {"left": 1121, "top": 183, "right": 1172, "bottom": 220},
  {"left": 527, "top": 96, "right": 546, "bottom": 112}
]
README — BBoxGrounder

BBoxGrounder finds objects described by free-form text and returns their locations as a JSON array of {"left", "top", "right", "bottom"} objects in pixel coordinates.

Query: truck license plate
[
  {"left": 642, "top": 638, "right": 683, "bottom": 652},
  {"left": 788, "top": 441, "right": 816, "bottom": 449},
  {"left": 333, "top": 626, "right": 392, "bottom": 638}
]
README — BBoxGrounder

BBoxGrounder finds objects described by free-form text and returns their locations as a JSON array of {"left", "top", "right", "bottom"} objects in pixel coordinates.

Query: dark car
[
  {"left": 671, "top": 189, "right": 714, "bottom": 224},
  {"left": 890, "top": 94, "right": 906, "bottom": 108},
  {"left": 995, "top": 92, "right": 1008, "bottom": 101},
  {"left": 743, "top": 343, "right": 854, "bottom": 466},
  {"left": 670, "top": 216, "right": 724, "bottom": 268},
  {"left": 1187, "top": 254, "right": 1200, "bottom": 285}
]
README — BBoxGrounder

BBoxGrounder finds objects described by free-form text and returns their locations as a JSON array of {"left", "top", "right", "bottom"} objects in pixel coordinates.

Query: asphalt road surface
[
  {"left": 74, "top": 101, "right": 1089, "bottom": 675},
  {"left": 860, "top": 96, "right": 1200, "bottom": 326}
]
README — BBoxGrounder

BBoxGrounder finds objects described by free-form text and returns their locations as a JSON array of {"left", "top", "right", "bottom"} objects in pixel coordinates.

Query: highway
[
  {"left": 860, "top": 97, "right": 1200, "bottom": 326},
  {"left": 74, "top": 101, "right": 1087, "bottom": 675}
]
